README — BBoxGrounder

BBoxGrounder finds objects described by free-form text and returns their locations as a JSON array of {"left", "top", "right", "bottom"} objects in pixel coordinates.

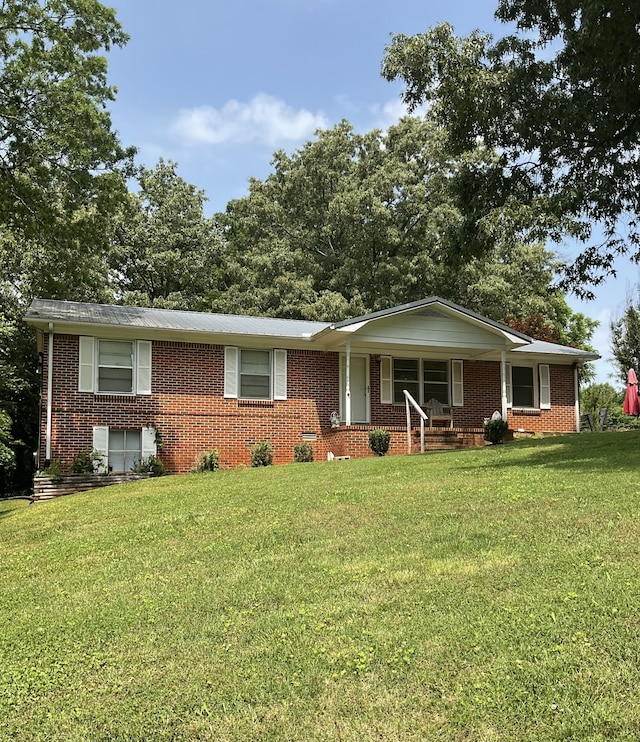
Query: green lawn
[{"left": 2, "top": 433, "right": 640, "bottom": 741}]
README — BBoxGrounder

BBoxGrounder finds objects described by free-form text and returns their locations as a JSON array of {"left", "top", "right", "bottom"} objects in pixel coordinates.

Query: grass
[{"left": 2, "top": 432, "right": 640, "bottom": 741}]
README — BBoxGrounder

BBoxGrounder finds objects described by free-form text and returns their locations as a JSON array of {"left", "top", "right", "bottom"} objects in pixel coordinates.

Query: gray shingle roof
[{"left": 25, "top": 299, "right": 329, "bottom": 339}]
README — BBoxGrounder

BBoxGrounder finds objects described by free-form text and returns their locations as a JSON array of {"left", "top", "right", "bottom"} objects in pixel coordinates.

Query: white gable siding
[{"left": 348, "top": 313, "right": 510, "bottom": 351}]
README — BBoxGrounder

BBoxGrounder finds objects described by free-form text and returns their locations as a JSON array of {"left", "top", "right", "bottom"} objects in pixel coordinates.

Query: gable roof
[
  {"left": 24, "top": 297, "right": 599, "bottom": 362},
  {"left": 332, "top": 296, "right": 532, "bottom": 342}
]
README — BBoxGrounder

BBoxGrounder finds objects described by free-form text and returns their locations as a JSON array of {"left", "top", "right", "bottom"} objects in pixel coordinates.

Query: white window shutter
[
  {"left": 539, "top": 364, "right": 551, "bottom": 409},
  {"left": 136, "top": 340, "right": 152, "bottom": 395},
  {"left": 451, "top": 360, "right": 464, "bottom": 407},
  {"left": 141, "top": 426, "right": 158, "bottom": 461},
  {"left": 224, "top": 346, "right": 238, "bottom": 398},
  {"left": 79, "top": 336, "right": 94, "bottom": 392},
  {"left": 380, "top": 356, "right": 392, "bottom": 404},
  {"left": 92, "top": 426, "right": 109, "bottom": 473},
  {"left": 273, "top": 349, "right": 287, "bottom": 400},
  {"left": 506, "top": 362, "right": 513, "bottom": 408}
]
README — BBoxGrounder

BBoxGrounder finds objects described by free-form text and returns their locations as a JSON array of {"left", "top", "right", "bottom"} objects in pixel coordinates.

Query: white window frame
[
  {"left": 93, "top": 425, "right": 157, "bottom": 473},
  {"left": 96, "top": 339, "right": 135, "bottom": 394},
  {"left": 223, "top": 346, "right": 287, "bottom": 401},
  {"left": 79, "top": 337, "right": 152, "bottom": 395},
  {"left": 506, "top": 363, "right": 551, "bottom": 410},
  {"left": 383, "top": 358, "right": 463, "bottom": 407}
]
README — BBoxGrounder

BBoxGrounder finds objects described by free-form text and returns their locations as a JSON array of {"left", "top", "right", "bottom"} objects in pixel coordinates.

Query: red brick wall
[{"left": 39, "top": 335, "right": 578, "bottom": 472}]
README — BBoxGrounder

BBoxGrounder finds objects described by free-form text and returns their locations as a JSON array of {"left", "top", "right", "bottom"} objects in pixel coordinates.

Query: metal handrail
[{"left": 403, "top": 389, "right": 428, "bottom": 454}]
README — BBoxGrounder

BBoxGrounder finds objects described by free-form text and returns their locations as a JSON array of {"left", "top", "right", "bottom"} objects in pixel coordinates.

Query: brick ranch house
[{"left": 25, "top": 297, "right": 599, "bottom": 472}]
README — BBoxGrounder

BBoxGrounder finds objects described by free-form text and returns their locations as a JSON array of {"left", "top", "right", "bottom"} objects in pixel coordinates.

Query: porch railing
[{"left": 403, "top": 389, "right": 428, "bottom": 454}]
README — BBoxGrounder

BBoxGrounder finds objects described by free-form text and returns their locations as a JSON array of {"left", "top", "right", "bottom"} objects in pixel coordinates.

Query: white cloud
[
  {"left": 369, "top": 97, "right": 430, "bottom": 130},
  {"left": 171, "top": 93, "right": 328, "bottom": 147}
]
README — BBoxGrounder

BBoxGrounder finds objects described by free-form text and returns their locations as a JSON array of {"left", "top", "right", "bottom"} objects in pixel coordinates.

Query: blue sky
[{"left": 104, "top": 0, "right": 639, "bottom": 387}]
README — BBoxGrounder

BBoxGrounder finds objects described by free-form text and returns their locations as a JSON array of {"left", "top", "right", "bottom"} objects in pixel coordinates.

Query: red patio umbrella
[{"left": 623, "top": 368, "right": 640, "bottom": 416}]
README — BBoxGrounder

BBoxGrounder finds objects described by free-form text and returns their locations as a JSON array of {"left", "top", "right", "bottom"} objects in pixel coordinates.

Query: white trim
[
  {"left": 224, "top": 346, "right": 239, "bottom": 398},
  {"left": 501, "top": 353, "right": 509, "bottom": 420},
  {"left": 273, "top": 349, "right": 287, "bottom": 400},
  {"left": 345, "top": 341, "right": 351, "bottom": 426},
  {"left": 380, "top": 356, "right": 392, "bottom": 405},
  {"left": 339, "top": 352, "right": 370, "bottom": 424},
  {"left": 141, "top": 426, "right": 158, "bottom": 461},
  {"left": 92, "top": 426, "right": 109, "bottom": 473},
  {"left": 45, "top": 326, "right": 54, "bottom": 462},
  {"left": 136, "top": 340, "right": 152, "bottom": 395},
  {"left": 574, "top": 365, "right": 580, "bottom": 432},
  {"left": 539, "top": 364, "right": 551, "bottom": 409},
  {"left": 451, "top": 359, "right": 464, "bottom": 407},
  {"left": 78, "top": 336, "right": 94, "bottom": 392}
]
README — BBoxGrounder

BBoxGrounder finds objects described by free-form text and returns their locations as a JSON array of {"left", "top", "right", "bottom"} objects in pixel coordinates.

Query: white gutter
[{"left": 45, "top": 323, "right": 54, "bottom": 462}]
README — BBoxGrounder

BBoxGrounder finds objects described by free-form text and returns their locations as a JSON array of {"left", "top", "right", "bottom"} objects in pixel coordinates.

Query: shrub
[
  {"left": 194, "top": 450, "right": 220, "bottom": 472},
  {"left": 37, "top": 460, "right": 64, "bottom": 481},
  {"left": 293, "top": 443, "right": 314, "bottom": 463},
  {"left": 132, "top": 455, "right": 167, "bottom": 477},
  {"left": 369, "top": 429, "right": 391, "bottom": 456},
  {"left": 483, "top": 417, "right": 509, "bottom": 444},
  {"left": 250, "top": 441, "right": 273, "bottom": 467},
  {"left": 70, "top": 448, "right": 104, "bottom": 474}
]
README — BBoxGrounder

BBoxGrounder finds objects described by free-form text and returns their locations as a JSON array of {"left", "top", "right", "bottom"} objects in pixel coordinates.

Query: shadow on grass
[
  {"left": 476, "top": 430, "right": 640, "bottom": 474},
  {"left": 0, "top": 498, "right": 32, "bottom": 519}
]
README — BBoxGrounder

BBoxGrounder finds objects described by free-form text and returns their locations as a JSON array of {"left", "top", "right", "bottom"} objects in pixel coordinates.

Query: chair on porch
[{"left": 425, "top": 398, "right": 454, "bottom": 429}]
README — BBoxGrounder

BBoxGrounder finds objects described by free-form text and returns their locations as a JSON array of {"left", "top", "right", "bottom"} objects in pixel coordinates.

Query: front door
[{"left": 340, "top": 354, "right": 370, "bottom": 423}]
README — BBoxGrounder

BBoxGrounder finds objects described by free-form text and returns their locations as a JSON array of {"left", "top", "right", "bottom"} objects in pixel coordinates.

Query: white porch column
[
  {"left": 574, "top": 364, "right": 581, "bottom": 432},
  {"left": 500, "top": 350, "right": 508, "bottom": 421},
  {"left": 45, "top": 323, "right": 54, "bottom": 462},
  {"left": 345, "top": 340, "right": 351, "bottom": 427}
]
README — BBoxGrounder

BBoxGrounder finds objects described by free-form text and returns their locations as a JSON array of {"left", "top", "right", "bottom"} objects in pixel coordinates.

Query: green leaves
[
  {"left": 108, "top": 159, "right": 223, "bottom": 310},
  {"left": 383, "top": 2, "right": 640, "bottom": 292}
]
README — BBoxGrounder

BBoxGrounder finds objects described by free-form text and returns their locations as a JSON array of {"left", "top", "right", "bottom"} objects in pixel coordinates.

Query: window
[
  {"left": 79, "top": 337, "right": 152, "bottom": 395},
  {"left": 384, "top": 358, "right": 463, "bottom": 407},
  {"left": 240, "top": 349, "right": 271, "bottom": 399},
  {"left": 507, "top": 364, "right": 551, "bottom": 410},
  {"left": 393, "top": 358, "right": 419, "bottom": 404},
  {"left": 224, "top": 347, "right": 287, "bottom": 400},
  {"left": 423, "top": 361, "right": 449, "bottom": 404},
  {"left": 108, "top": 429, "right": 141, "bottom": 472},
  {"left": 98, "top": 340, "right": 134, "bottom": 393},
  {"left": 93, "top": 426, "right": 157, "bottom": 473},
  {"left": 512, "top": 366, "right": 535, "bottom": 407}
]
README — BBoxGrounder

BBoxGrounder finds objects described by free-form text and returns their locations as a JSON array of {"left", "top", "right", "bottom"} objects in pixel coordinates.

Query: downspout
[
  {"left": 345, "top": 340, "right": 351, "bottom": 427},
  {"left": 500, "top": 350, "right": 508, "bottom": 421},
  {"left": 574, "top": 363, "right": 581, "bottom": 432},
  {"left": 45, "top": 323, "right": 54, "bottom": 464}
]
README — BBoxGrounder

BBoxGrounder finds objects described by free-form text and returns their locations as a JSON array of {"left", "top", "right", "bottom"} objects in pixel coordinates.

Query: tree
[
  {"left": 216, "top": 117, "right": 596, "bottom": 354},
  {"left": 0, "top": 0, "right": 133, "bottom": 248},
  {"left": 611, "top": 292, "right": 640, "bottom": 385},
  {"left": 382, "top": 1, "right": 640, "bottom": 295},
  {"left": 0, "top": 0, "right": 133, "bottom": 490},
  {"left": 108, "top": 160, "right": 223, "bottom": 310}
]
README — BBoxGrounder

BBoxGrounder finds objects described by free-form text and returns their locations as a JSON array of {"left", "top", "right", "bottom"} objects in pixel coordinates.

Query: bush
[
  {"left": 70, "top": 448, "right": 103, "bottom": 474},
  {"left": 293, "top": 443, "right": 314, "bottom": 463},
  {"left": 194, "top": 450, "right": 220, "bottom": 472},
  {"left": 37, "top": 460, "right": 64, "bottom": 481},
  {"left": 132, "top": 455, "right": 167, "bottom": 477},
  {"left": 250, "top": 441, "right": 273, "bottom": 467},
  {"left": 483, "top": 417, "right": 509, "bottom": 444},
  {"left": 368, "top": 429, "right": 391, "bottom": 456}
]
